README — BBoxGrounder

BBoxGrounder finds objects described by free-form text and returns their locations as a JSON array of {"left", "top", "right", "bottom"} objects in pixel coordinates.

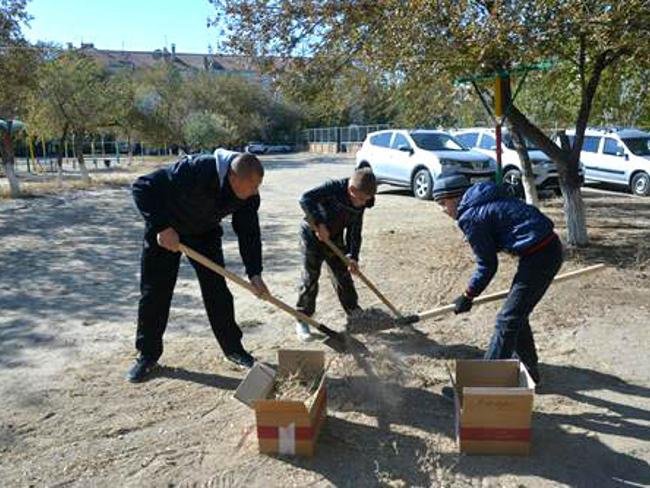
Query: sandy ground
[{"left": 1, "top": 153, "right": 649, "bottom": 487}]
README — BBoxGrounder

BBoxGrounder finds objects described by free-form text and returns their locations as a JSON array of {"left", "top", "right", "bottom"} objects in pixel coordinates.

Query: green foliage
[
  {"left": 183, "top": 111, "right": 230, "bottom": 150},
  {"left": 26, "top": 50, "right": 114, "bottom": 139}
]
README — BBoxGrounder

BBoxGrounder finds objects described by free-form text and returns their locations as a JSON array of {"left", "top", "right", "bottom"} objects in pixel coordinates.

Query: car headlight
[{"left": 439, "top": 159, "right": 461, "bottom": 169}]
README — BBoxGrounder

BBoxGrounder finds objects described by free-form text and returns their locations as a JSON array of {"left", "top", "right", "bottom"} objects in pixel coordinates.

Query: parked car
[
  {"left": 264, "top": 144, "right": 292, "bottom": 154},
  {"left": 453, "top": 127, "right": 561, "bottom": 193},
  {"left": 244, "top": 142, "right": 292, "bottom": 154},
  {"left": 559, "top": 128, "right": 650, "bottom": 196},
  {"left": 355, "top": 129, "right": 496, "bottom": 200}
]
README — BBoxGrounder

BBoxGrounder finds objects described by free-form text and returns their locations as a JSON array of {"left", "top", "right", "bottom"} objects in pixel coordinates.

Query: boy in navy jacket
[
  {"left": 128, "top": 149, "right": 269, "bottom": 382},
  {"left": 433, "top": 174, "right": 563, "bottom": 384},
  {"left": 295, "top": 168, "right": 377, "bottom": 341}
]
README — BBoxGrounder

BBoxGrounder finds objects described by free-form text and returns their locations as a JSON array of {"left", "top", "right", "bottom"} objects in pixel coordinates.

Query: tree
[
  {"left": 0, "top": 0, "right": 36, "bottom": 197},
  {"left": 27, "top": 50, "right": 114, "bottom": 183},
  {"left": 106, "top": 71, "right": 143, "bottom": 164},
  {"left": 183, "top": 111, "right": 230, "bottom": 151},
  {"left": 134, "top": 63, "right": 189, "bottom": 151},
  {"left": 213, "top": 0, "right": 650, "bottom": 246}
]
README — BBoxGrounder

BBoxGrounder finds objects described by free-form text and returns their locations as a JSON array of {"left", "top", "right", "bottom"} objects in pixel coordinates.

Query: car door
[
  {"left": 388, "top": 132, "right": 415, "bottom": 184},
  {"left": 599, "top": 137, "right": 628, "bottom": 183},
  {"left": 367, "top": 131, "right": 393, "bottom": 180},
  {"left": 578, "top": 136, "right": 603, "bottom": 182}
]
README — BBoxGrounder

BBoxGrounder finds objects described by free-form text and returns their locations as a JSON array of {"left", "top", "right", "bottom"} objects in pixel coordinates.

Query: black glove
[{"left": 453, "top": 294, "right": 473, "bottom": 314}]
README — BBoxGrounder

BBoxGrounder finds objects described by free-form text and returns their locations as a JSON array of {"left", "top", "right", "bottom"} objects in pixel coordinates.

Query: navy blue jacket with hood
[
  {"left": 457, "top": 181, "right": 555, "bottom": 297},
  {"left": 132, "top": 149, "right": 262, "bottom": 278}
]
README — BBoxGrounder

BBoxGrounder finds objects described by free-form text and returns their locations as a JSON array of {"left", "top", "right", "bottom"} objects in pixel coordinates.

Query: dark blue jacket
[
  {"left": 299, "top": 178, "right": 374, "bottom": 260},
  {"left": 132, "top": 149, "right": 262, "bottom": 277},
  {"left": 457, "top": 182, "right": 555, "bottom": 297}
]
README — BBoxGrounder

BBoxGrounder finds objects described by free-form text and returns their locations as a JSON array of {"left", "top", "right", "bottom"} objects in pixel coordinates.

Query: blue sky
[{"left": 24, "top": 0, "right": 220, "bottom": 53}]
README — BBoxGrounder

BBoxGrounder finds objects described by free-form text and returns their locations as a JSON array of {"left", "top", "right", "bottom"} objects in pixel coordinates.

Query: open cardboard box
[
  {"left": 451, "top": 359, "right": 535, "bottom": 455},
  {"left": 234, "top": 349, "right": 327, "bottom": 457}
]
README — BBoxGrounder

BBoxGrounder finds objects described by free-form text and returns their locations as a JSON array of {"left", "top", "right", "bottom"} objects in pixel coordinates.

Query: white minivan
[
  {"left": 355, "top": 129, "right": 495, "bottom": 200},
  {"left": 563, "top": 128, "right": 650, "bottom": 196}
]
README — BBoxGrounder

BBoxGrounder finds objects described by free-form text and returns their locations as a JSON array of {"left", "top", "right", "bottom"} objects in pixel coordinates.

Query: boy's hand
[
  {"left": 315, "top": 224, "right": 330, "bottom": 242},
  {"left": 453, "top": 294, "right": 473, "bottom": 314},
  {"left": 157, "top": 227, "right": 180, "bottom": 252},
  {"left": 250, "top": 275, "right": 270, "bottom": 298},
  {"left": 347, "top": 259, "right": 360, "bottom": 275}
]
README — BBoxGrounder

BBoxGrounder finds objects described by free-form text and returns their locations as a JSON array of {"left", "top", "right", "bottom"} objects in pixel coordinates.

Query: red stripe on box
[
  {"left": 256, "top": 387, "right": 328, "bottom": 441},
  {"left": 257, "top": 426, "right": 314, "bottom": 440},
  {"left": 460, "top": 427, "right": 531, "bottom": 442}
]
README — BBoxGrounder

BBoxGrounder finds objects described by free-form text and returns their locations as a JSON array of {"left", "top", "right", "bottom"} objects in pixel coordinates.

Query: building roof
[{"left": 79, "top": 44, "right": 270, "bottom": 75}]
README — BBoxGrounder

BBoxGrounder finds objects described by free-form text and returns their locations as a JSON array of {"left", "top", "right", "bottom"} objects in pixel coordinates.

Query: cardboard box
[
  {"left": 451, "top": 359, "right": 535, "bottom": 455},
  {"left": 234, "top": 349, "right": 327, "bottom": 457}
]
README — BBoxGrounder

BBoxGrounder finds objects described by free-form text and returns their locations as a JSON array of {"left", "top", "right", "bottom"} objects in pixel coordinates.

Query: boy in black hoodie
[{"left": 295, "top": 168, "right": 377, "bottom": 341}]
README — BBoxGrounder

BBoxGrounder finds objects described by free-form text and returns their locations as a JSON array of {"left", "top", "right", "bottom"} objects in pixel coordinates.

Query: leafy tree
[
  {"left": 0, "top": 0, "right": 35, "bottom": 196},
  {"left": 26, "top": 51, "right": 114, "bottom": 183}
]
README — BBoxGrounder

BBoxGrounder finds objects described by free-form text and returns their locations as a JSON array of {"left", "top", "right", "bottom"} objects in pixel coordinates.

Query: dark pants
[
  {"left": 135, "top": 226, "right": 243, "bottom": 361},
  {"left": 296, "top": 231, "right": 359, "bottom": 317},
  {"left": 485, "top": 237, "right": 564, "bottom": 379}
]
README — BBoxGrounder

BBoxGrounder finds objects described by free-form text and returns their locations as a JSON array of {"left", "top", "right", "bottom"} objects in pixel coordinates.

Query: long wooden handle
[
  {"left": 309, "top": 223, "right": 402, "bottom": 317},
  {"left": 179, "top": 244, "right": 335, "bottom": 335},
  {"left": 416, "top": 263, "right": 606, "bottom": 321}
]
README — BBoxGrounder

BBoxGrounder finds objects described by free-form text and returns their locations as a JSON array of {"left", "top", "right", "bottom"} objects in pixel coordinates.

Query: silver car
[{"left": 355, "top": 129, "right": 496, "bottom": 199}]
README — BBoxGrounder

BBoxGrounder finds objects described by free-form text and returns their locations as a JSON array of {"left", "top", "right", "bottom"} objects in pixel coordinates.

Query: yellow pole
[{"left": 494, "top": 76, "right": 503, "bottom": 118}]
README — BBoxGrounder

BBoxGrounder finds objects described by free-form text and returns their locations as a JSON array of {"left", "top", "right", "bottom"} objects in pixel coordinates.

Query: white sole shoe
[{"left": 295, "top": 322, "right": 314, "bottom": 342}]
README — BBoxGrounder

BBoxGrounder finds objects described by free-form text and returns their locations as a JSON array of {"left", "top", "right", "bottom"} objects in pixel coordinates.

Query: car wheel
[
  {"left": 503, "top": 168, "right": 525, "bottom": 199},
  {"left": 631, "top": 172, "right": 650, "bottom": 196},
  {"left": 412, "top": 169, "right": 433, "bottom": 200}
]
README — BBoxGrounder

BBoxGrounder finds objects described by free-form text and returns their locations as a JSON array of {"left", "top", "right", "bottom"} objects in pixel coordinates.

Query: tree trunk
[
  {"left": 57, "top": 125, "right": 69, "bottom": 184},
  {"left": 507, "top": 123, "right": 539, "bottom": 206},
  {"left": 560, "top": 180, "right": 588, "bottom": 246},
  {"left": 74, "top": 134, "right": 91, "bottom": 184},
  {"left": 500, "top": 77, "right": 539, "bottom": 206},
  {"left": 1, "top": 125, "right": 21, "bottom": 197},
  {"left": 127, "top": 134, "right": 133, "bottom": 165}
]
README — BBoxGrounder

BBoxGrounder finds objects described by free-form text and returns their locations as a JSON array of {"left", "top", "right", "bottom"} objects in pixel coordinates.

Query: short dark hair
[
  {"left": 349, "top": 167, "right": 377, "bottom": 196},
  {"left": 231, "top": 153, "right": 264, "bottom": 179}
]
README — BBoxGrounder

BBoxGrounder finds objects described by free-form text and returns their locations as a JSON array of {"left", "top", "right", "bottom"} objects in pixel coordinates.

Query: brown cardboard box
[
  {"left": 452, "top": 359, "right": 535, "bottom": 455},
  {"left": 234, "top": 349, "right": 327, "bottom": 457}
]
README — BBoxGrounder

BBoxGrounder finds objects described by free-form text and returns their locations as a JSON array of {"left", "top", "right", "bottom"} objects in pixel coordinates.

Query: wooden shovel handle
[
  {"left": 179, "top": 244, "right": 335, "bottom": 335},
  {"left": 416, "top": 263, "right": 606, "bottom": 321},
  {"left": 308, "top": 222, "right": 402, "bottom": 317}
]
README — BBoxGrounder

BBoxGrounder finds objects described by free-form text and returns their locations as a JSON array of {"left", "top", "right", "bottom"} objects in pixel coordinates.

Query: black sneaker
[
  {"left": 126, "top": 356, "right": 158, "bottom": 383},
  {"left": 225, "top": 350, "right": 256, "bottom": 369}
]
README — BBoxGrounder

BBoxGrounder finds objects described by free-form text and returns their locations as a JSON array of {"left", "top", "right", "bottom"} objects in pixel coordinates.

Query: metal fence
[
  {"left": 301, "top": 124, "right": 392, "bottom": 152},
  {"left": 7, "top": 140, "right": 175, "bottom": 175}
]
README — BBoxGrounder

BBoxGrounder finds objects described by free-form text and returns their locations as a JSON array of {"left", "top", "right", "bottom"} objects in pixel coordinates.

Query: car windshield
[
  {"left": 622, "top": 137, "right": 650, "bottom": 156},
  {"left": 502, "top": 133, "right": 539, "bottom": 150},
  {"left": 411, "top": 133, "right": 467, "bottom": 151}
]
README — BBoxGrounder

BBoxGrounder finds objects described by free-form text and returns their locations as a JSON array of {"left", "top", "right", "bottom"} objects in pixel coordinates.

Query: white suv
[
  {"left": 453, "top": 128, "right": 560, "bottom": 192},
  {"left": 562, "top": 128, "right": 650, "bottom": 196},
  {"left": 355, "top": 129, "right": 496, "bottom": 200}
]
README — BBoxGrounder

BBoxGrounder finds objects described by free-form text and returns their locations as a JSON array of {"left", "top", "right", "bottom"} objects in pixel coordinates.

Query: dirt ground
[{"left": 1, "top": 153, "right": 649, "bottom": 487}]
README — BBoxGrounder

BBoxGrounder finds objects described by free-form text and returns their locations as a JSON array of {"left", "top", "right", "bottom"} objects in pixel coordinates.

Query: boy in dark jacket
[
  {"left": 295, "top": 168, "right": 377, "bottom": 341},
  {"left": 433, "top": 174, "right": 563, "bottom": 384},
  {"left": 127, "top": 149, "right": 269, "bottom": 382}
]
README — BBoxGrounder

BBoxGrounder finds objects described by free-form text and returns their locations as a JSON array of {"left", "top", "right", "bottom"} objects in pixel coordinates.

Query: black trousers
[
  {"left": 135, "top": 226, "right": 243, "bottom": 361},
  {"left": 485, "top": 237, "right": 564, "bottom": 377},
  {"left": 295, "top": 230, "right": 359, "bottom": 317}
]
